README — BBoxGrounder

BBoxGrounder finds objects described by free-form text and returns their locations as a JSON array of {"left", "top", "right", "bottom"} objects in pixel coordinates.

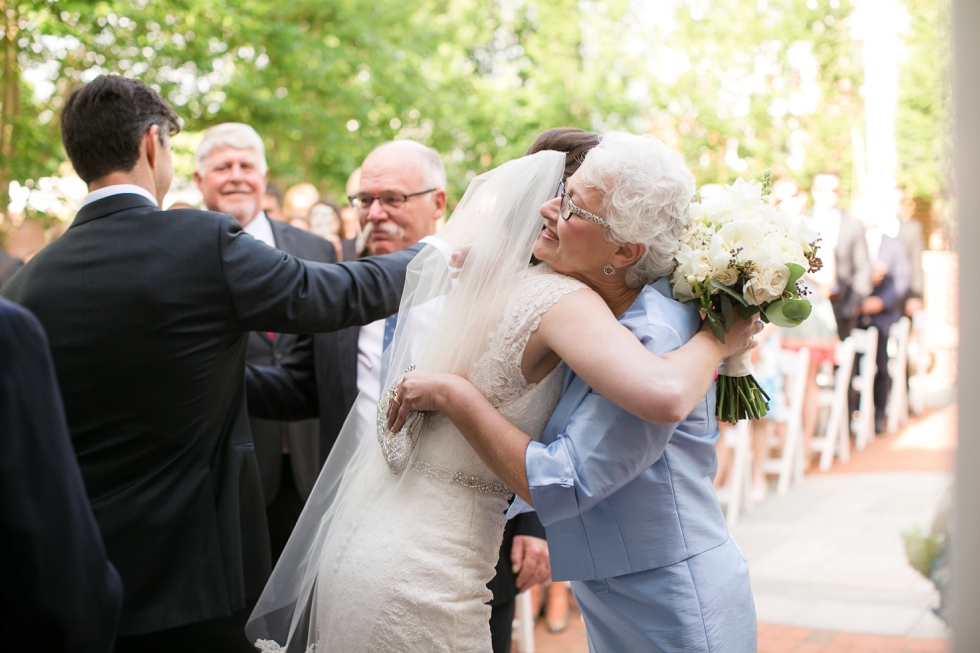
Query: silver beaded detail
[{"left": 411, "top": 461, "right": 513, "bottom": 498}]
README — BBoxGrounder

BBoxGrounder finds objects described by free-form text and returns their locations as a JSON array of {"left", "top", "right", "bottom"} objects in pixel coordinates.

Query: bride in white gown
[{"left": 246, "top": 149, "right": 756, "bottom": 652}]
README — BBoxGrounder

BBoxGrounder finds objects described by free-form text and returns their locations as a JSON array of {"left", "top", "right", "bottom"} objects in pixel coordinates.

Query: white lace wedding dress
[{"left": 309, "top": 264, "right": 585, "bottom": 652}]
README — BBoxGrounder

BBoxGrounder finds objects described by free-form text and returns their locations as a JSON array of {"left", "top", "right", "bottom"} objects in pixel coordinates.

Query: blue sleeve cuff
[
  {"left": 525, "top": 439, "right": 579, "bottom": 527},
  {"left": 505, "top": 496, "right": 534, "bottom": 519}
]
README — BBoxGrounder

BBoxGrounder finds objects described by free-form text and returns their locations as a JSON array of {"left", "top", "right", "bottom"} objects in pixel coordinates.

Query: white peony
[
  {"left": 710, "top": 220, "right": 766, "bottom": 259},
  {"left": 768, "top": 235, "right": 808, "bottom": 269}
]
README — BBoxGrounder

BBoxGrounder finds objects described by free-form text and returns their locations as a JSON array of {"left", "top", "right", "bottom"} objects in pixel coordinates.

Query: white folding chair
[
  {"left": 716, "top": 420, "right": 752, "bottom": 527},
  {"left": 886, "top": 317, "right": 911, "bottom": 433},
  {"left": 513, "top": 590, "right": 535, "bottom": 653},
  {"left": 762, "top": 347, "right": 810, "bottom": 495},
  {"left": 812, "top": 337, "right": 856, "bottom": 471},
  {"left": 907, "top": 310, "right": 928, "bottom": 415},
  {"left": 849, "top": 327, "right": 879, "bottom": 451}
]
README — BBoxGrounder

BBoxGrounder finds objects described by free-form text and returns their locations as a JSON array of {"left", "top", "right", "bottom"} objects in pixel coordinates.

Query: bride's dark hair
[
  {"left": 525, "top": 127, "right": 601, "bottom": 180},
  {"left": 525, "top": 128, "right": 601, "bottom": 266}
]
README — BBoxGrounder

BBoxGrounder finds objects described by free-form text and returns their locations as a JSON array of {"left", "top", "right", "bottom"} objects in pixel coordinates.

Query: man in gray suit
[
  {"left": 809, "top": 172, "right": 872, "bottom": 339},
  {"left": 195, "top": 123, "right": 336, "bottom": 563}
]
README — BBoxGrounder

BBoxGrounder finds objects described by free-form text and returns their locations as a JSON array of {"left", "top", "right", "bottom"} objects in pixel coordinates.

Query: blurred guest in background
[
  {"left": 858, "top": 202, "right": 911, "bottom": 433},
  {"left": 771, "top": 177, "right": 808, "bottom": 220},
  {"left": 283, "top": 182, "right": 320, "bottom": 231},
  {"left": 777, "top": 177, "right": 839, "bottom": 460},
  {"left": 309, "top": 197, "right": 351, "bottom": 261},
  {"left": 195, "top": 122, "right": 338, "bottom": 564},
  {"left": 341, "top": 167, "right": 363, "bottom": 241},
  {"left": 897, "top": 191, "right": 925, "bottom": 316},
  {"left": 809, "top": 171, "right": 871, "bottom": 340},
  {"left": 0, "top": 296, "right": 123, "bottom": 653},
  {"left": 262, "top": 182, "right": 283, "bottom": 222}
]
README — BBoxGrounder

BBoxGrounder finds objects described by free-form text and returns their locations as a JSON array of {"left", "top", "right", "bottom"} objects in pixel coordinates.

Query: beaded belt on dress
[{"left": 410, "top": 460, "right": 513, "bottom": 498}]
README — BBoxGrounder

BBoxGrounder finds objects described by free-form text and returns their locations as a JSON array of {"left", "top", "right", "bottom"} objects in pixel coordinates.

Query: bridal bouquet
[{"left": 671, "top": 171, "right": 821, "bottom": 423}]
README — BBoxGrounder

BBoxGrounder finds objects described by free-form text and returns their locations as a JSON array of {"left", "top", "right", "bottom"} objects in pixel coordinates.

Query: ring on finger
[{"left": 392, "top": 395, "right": 402, "bottom": 406}]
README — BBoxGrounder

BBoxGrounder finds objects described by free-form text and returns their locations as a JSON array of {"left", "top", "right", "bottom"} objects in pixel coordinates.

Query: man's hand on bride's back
[{"left": 449, "top": 245, "right": 472, "bottom": 279}]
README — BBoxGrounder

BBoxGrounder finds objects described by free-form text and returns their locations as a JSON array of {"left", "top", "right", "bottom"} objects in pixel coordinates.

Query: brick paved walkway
[{"left": 525, "top": 405, "right": 956, "bottom": 653}]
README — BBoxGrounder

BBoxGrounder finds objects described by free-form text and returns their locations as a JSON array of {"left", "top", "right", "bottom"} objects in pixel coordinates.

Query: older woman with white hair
[{"left": 389, "top": 131, "right": 758, "bottom": 652}]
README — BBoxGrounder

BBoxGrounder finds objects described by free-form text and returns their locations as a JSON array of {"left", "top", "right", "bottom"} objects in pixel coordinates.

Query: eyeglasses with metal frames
[
  {"left": 558, "top": 181, "right": 610, "bottom": 228},
  {"left": 348, "top": 188, "right": 437, "bottom": 213}
]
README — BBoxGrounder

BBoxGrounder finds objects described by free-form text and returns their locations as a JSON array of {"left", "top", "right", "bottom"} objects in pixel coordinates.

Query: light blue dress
[{"left": 520, "top": 277, "right": 757, "bottom": 652}]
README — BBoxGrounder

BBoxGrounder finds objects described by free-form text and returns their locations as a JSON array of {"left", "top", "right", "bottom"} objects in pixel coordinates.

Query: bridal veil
[{"left": 245, "top": 150, "right": 565, "bottom": 651}]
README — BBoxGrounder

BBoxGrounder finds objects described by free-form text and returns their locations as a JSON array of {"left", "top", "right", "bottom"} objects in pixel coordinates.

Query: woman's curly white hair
[{"left": 577, "top": 131, "right": 696, "bottom": 288}]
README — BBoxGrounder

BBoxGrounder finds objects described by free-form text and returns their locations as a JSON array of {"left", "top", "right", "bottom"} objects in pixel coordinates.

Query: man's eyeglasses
[
  {"left": 348, "top": 188, "right": 436, "bottom": 213},
  {"left": 558, "top": 181, "right": 609, "bottom": 228}
]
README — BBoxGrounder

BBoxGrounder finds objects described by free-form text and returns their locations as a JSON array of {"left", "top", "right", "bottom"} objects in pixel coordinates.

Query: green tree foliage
[
  {"left": 894, "top": 0, "right": 950, "bottom": 201},
  {"left": 664, "top": 0, "right": 864, "bottom": 196},
  {"left": 0, "top": 0, "right": 949, "bottom": 223},
  {"left": 1, "top": 0, "right": 642, "bottom": 209}
]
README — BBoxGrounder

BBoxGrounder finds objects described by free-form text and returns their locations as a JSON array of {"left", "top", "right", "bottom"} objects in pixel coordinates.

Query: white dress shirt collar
[
  {"left": 80, "top": 184, "right": 159, "bottom": 209},
  {"left": 243, "top": 212, "right": 277, "bottom": 248}
]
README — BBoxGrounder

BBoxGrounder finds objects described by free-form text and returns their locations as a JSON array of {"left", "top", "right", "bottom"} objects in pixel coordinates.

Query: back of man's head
[{"left": 61, "top": 75, "right": 180, "bottom": 184}]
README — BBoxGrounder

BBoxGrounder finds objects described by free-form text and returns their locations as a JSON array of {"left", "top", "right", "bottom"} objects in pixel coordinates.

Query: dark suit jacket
[
  {"left": 813, "top": 209, "right": 872, "bottom": 339},
  {"left": 1, "top": 192, "right": 421, "bottom": 636},
  {"left": 860, "top": 234, "right": 911, "bottom": 333},
  {"left": 247, "top": 218, "right": 337, "bottom": 502},
  {"left": 0, "top": 297, "right": 123, "bottom": 652},
  {"left": 0, "top": 249, "right": 23, "bottom": 289}
]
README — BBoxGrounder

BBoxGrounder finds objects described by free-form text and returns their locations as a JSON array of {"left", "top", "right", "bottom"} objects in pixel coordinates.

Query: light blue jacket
[{"left": 524, "top": 277, "right": 729, "bottom": 581}]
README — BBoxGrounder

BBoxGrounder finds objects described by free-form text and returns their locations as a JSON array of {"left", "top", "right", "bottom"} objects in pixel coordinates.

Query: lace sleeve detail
[{"left": 470, "top": 264, "right": 588, "bottom": 406}]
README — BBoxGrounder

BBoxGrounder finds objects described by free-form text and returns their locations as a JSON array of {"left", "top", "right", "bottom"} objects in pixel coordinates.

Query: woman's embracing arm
[
  {"left": 531, "top": 288, "right": 761, "bottom": 424},
  {"left": 388, "top": 372, "right": 536, "bottom": 505}
]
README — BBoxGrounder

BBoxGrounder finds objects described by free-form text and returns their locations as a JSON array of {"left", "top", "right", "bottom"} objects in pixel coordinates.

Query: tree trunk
[{"left": 0, "top": 0, "right": 21, "bottom": 224}]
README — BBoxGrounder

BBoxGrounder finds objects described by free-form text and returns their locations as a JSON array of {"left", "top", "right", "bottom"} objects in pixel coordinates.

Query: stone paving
[{"left": 527, "top": 405, "right": 956, "bottom": 653}]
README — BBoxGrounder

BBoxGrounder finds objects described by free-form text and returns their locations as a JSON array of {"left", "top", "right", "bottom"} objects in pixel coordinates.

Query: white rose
[
  {"left": 743, "top": 261, "right": 791, "bottom": 306},
  {"left": 714, "top": 265, "right": 741, "bottom": 286}
]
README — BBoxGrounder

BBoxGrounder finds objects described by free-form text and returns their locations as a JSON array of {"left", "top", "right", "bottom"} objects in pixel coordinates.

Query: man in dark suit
[
  {"left": 810, "top": 172, "right": 872, "bottom": 339},
  {"left": 194, "top": 122, "right": 335, "bottom": 564},
  {"left": 1, "top": 75, "right": 420, "bottom": 652},
  {"left": 0, "top": 296, "right": 123, "bottom": 653},
  {"left": 858, "top": 211, "right": 911, "bottom": 433}
]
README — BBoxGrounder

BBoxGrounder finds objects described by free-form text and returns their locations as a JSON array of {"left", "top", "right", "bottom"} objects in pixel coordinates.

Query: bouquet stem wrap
[
  {"left": 716, "top": 350, "right": 770, "bottom": 423},
  {"left": 718, "top": 349, "right": 752, "bottom": 377}
]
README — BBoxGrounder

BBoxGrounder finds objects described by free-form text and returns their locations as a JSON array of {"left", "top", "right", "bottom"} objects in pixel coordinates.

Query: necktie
[{"left": 380, "top": 313, "right": 398, "bottom": 391}]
